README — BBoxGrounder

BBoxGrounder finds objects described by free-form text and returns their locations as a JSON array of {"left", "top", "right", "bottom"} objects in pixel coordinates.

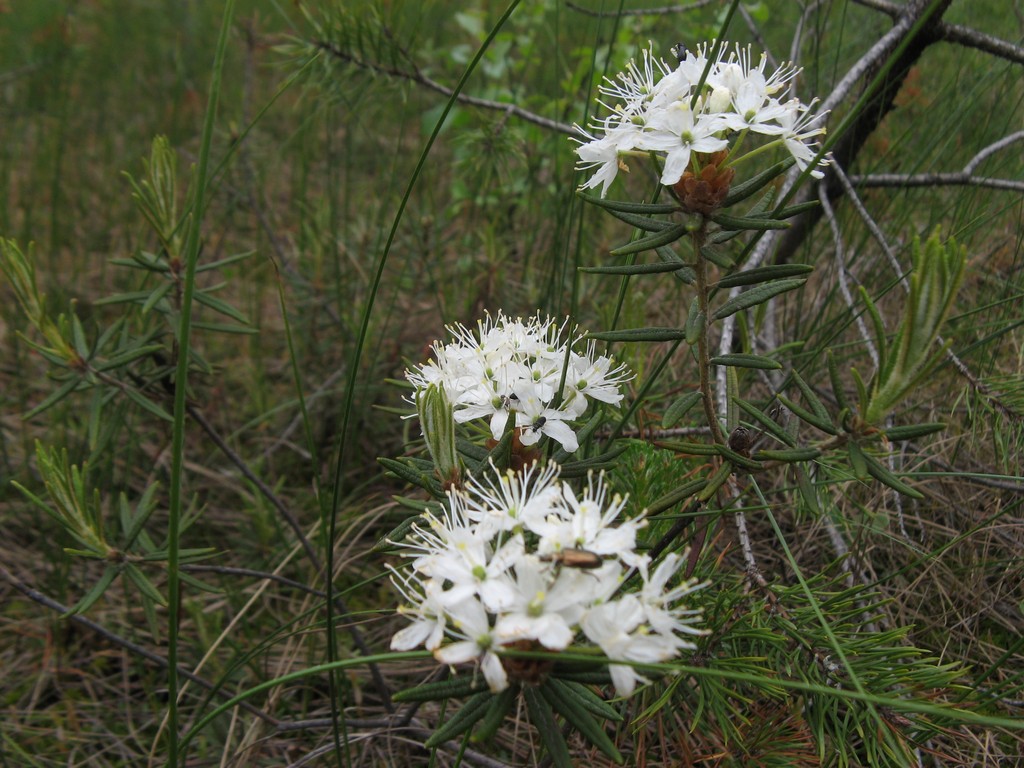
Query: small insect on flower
[
  {"left": 539, "top": 548, "right": 604, "bottom": 569},
  {"left": 671, "top": 41, "right": 688, "bottom": 62},
  {"left": 529, "top": 416, "right": 547, "bottom": 433}
]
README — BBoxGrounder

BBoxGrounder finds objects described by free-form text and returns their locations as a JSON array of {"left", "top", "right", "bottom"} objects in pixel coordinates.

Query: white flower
[
  {"left": 574, "top": 40, "right": 829, "bottom": 197},
  {"left": 434, "top": 596, "right": 510, "bottom": 692},
  {"left": 406, "top": 312, "right": 631, "bottom": 454},
  {"left": 388, "top": 462, "right": 707, "bottom": 699}
]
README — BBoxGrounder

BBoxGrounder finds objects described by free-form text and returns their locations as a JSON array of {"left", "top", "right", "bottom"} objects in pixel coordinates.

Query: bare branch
[
  {"left": 848, "top": 173, "right": 1024, "bottom": 192},
  {"left": 313, "top": 40, "right": 575, "bottom": 136}
]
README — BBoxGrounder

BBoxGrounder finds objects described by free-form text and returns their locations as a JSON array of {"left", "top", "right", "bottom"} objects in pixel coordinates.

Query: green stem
[{"left": 692, "top": 222, "right": 724, "bottom": 444}]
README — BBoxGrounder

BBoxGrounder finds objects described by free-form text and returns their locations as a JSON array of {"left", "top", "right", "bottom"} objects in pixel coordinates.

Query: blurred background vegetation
[{"left": 1, "top": 0, "right": 1022, "bottom": 765}]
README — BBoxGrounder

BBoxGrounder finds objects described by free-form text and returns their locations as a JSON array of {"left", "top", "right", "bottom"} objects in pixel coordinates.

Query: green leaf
[
  {"left": 712, "top": 279, "right": 807, "bottom": 320},
  {"left": 862, "top": 452, "right": 925, "bottom": 499},
  {"left": 372, "top": 511, "right": 427, "bottom": 552},
  {"left": 847, "top": 441, "right": 869, "bottom": 479},
  {"left": 576, "top": 192, "right": 680, "bottom": 216},
  {"left": 884, "top": 422, "right": 947, "bottom": 441},
  {"left": 796, "top": 465, "right": 820, "bottom": 514},
  {"left": 586, "top": 327, "right": 689, "bottom": 343},
  {"left": 65, "top": 566, "right": 120, "bottom": 616},
  {"left": 791, "top": 370, "right": 834, "bottom": 428},
  {"left": 647, "top": 476, "right": 709, "bottom": 516},
  {"left": 697, "top": 461, "right": 733, "bottom": 502},
  {"left": 754, "top": 447, "right": 822, "bottom": 462},
  {"left": 126, "top": 563, "right": 168, "bottom": 606},
  {"left": 142, "top": 281, "right": 175, "bottom": 313},
  {"left": 685, "top": 296, "right": 704, "bottom": 346},
  {"left": 24, "top": 377, "right": 86, "bottom": 419},
  {"left": 195, "top": 249, "right": 254, "bottom": 273},
  {"left": 601, "top": 208, "right": 675, "bottom": 232},
  {"left": 123, "top": 386, "right": 174, "bottom": 422},
  {"left": 579, "top": 262, "right": 690, "bottom": 276},
  {"left": 524, "top": 684, "right": 573, "bottom": 768},
  {"left": 655, "top": 246, "right": 696, "bottom": 283},
  {"left": 541, "top": 679, "right": 624, "bottom": 763},
  {"left": 658, "top": 440, "right": 718, "bottom": 456},
  {"left": 193, "top": 289, "right": 251, "bottom": 324},
  {"left": 777, "top": 393, "right": 837, "bottom": 435},
  {"left": 392, "top": 675, "right": 491, "bottom": 703},
  {"left": 710, "top": 353, "right": 782, "bottom": 370},
  {"left": 191, "top": 320, "right": 259, "bottom": 334},
  {"left": 663, "top": 391, "right": 702, "bottom": 428},
  {"left": 722, "top": 159, "right": 793, "bottom": 207},
  {"left": 733, "top": 398, "right": 797, "bottom": 448},
  {"left": 714, "top": 444, "right": 764, "bottom": 471},
  {"left": 827, "top": 350, "right": 851, "bottom": 413},
  {"left": 710, "top": 211, "right": 791, "bottom": 231},
  {"left": 775, "top": 200, "right": 820, "bottom": 219},
  {"left": 560, "top": 445, "right": 631, "bottom": 477},
  {"left": 555, "top": 679, "right": 623, "bottom": 722},
  {"left": 423, "top": 691, "right": 493, "bottom": 748},
  {"left": 471, "top": 685, "right": 518, "bottom": 743},
  {"left": 610, "top": 222, "right": 690, "bottom": 256},
  {"left": 94, "top": 344, "right": 166, "bottom": 372},
  {"left": 377, "top": 457, "right": 445, "bottom": 498},
  {"left": 700, "top": 242, "right": 736, "bottom": 266},
  {"left": 714, "top": 263, "right": 814, "bottom": 289}
]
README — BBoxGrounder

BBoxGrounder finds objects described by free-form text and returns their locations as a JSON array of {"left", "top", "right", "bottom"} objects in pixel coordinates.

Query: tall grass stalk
[{"left": 165, "top": 1, "right": 235, "bottom": 764}]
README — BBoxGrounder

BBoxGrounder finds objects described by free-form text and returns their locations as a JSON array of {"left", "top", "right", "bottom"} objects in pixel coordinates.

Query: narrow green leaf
[
  {"left": 733, "top": 398, "right": 797, "bottom": 448},
  {"left": 859, "top": 286, "right": 889, "bottom": 371},
  {"left": 579, "top": 262, "right": 690, "bottom": 276},
  {"left": 790, "top": 370, "right": 833, "bottom": 427},
  {"left": 710, "top": 354, "right": 782, "bottom": 370},
  {"left": 710, "top": 212, "right": 791, "bottom": 231},
  {"left": 124, "top": 386, "right": 174, "bottom": 422},
  {"left": 712, "top": 279, "right": 807, "bottom": 320},
  {"left": 524, "top": 684, "right": 573, "bottom": 768},
  {"left": 195, "top": 249, "right": 254, "bottom": 273},
  {"left": 555, "top": 679, "right": 623, "bottom": 722},
  {"left": 191, "top": 320, "right": 259, "bottom": 335},
  {"left": 697, "top": 461, "right": 734, "bottom": 502},
  {"left": 847, "top": 441, "right": 869, "bottom": 479},
  {"left": 540, "top": 679, "right": 623, "bottom": 763},
  {"left": 65, "top": 566, "right": 120, "bottom": 617},
  {"left": 655, "top": 246, "right": 696, "bottom": 283},
  {"left": 126, "top": 563, "right": 169, "bottom": 606},
  {"left": 193, "top": 289, "right": 250, "bottom": 324},
  {"left": 714, "top": 444, "right": 763, "bottom": 471},
  {"left": 576, "top": 192, "right": 680, "bottom": 216},
  {"left": 722, "top": 159, "right": 793, "bottom": 207},
  {"left": 142, "top": 281, "right": 175, "bottom": 314},
  {"left": 424, "top": 691, "right": 494, "bottom": 748},
  {"left": 777, "top": 393, "right": 837, "bottom": 435},
  {"left": 663, "top": 391, "right": 702, "bottom": 428},
  {"left": 827, "top": 350, "right": 851, "bottom": 413},
  {"left": 754, "top": 447, "right": 822, "bottom": 462},
  {"left": 862, "top": 453, "right": 925, "bottom": 499},
  {"left": 796, "top": 465, "right": 820, "bottom": 514},
  {"left": 700, "top": 242, "right": 736, "bottom": 266},
  {"left": 714, "top": 263, "right": 814, "bottom": 289},
  {"left": 392, "top": 675, "right": 491, "bottom": 703},
  {"left": 24, "top": 377, "right": 85, "bottom": 419},
  {"left": 658, "top": 440, "right": 718, "bottom": 456},
  {"left": 884, "top": 422, "right": 947, "bottom": 441},
  {"left": 94, "top": 344, "right": 165, "bottom": 372},
  {"left": 471, "top": 685, "right": 518, "bottom": 743},
  {"left": 601, "top": 208, "right": 674, "bottom": 232},
  {"left": 377, "top": 457, "right": 445, "bottom": 498},
  {"left": 726, "top": 367, "right": 739, "bottom": 432},
  {"left": 647, "top": 476, "right": 708, "bottom": 516},
  {"left": 610, "top": 222, "right": 689, "bottom": 256},
  {"left": 775, "top": 200, "right": 820, "bottom": 219},
  {"left": 685, "top": 296, "right": 704, "bottom": 346},
  {"left": 586, "top": 327, "right": 688, "bottom": 343}
]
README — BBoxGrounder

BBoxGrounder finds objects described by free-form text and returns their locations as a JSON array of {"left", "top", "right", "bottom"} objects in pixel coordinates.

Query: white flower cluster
[
  {"left": 576, "top": 41, "right": 829, "bottom": 197},
  {"left": 389, "top": 462, "right": 707, "bottom": 696},
  {"left": 406, "top": 312, "right": 632, "bottom": 454}
]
